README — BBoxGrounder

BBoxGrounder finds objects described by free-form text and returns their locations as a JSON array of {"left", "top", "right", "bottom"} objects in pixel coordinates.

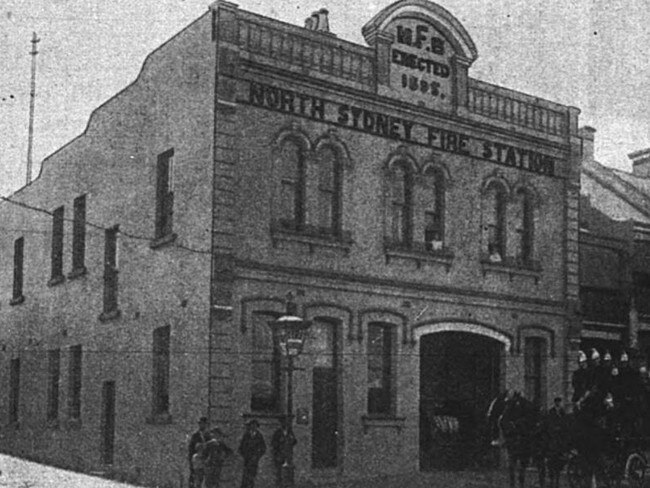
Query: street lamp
[{"left": 268, "top": 298, "right": 311, "bottom": 488}]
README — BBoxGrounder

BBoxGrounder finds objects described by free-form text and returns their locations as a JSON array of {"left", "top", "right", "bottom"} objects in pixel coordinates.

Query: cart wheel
[
  {"left": 624, "top": 452, "right": 646, "bottom": 488},
  {"left": 567, "top": 454, "right": 591, "bottom": 488}
]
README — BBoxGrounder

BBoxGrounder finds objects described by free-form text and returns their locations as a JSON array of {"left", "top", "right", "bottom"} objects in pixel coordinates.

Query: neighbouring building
[
  {"left": 579, "top": 128, "right": 650, "bottom": 364},
  {"left": 0, "top": 1, "right": 585, "bottom": 485}
]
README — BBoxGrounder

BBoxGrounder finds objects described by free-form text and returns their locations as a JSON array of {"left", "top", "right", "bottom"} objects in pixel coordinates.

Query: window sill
[
  {"left": 9, "top": 295, "right": 25, "bottom": 306},
  {"left": 146, "top": 412, "right": 173, "bottom": 425},
  {"left": 361, "top": 415, "right": 406, "bottom": 433},
  {"left": 67, "top": 267, "right": 87, "bottom": 280},
  {"left": 99, "top": 309, "right": 121, "bottom": 322},
  {"left": 48, "top": 275, "right": 65, "bottom": 287},
  {"left": 271, "top": 221, "right": 353, "bottom": 254},
  {"left": 150, "top": 233, "right": 177, "bottom": 250},
  {"left": 384, "top": 242, "right": 454, "bottom": 271},
  {"left": 480, "top": 257, "right": 542, "bottom": 282}
]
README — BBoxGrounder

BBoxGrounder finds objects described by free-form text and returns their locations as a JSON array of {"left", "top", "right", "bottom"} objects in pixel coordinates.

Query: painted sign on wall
[{"left": 388, "top": 19, "right": 453, "bottom": 110}]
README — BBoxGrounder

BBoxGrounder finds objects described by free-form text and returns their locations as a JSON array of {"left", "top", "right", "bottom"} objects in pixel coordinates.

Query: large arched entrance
[{"left": 417, "top": 324, "right": 508, "bottom": 471}]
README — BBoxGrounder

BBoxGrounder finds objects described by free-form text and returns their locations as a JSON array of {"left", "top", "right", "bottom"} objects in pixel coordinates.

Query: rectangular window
[
  {"left": 155, "top": 149, "right": 174, "bottom": 239},
  {"left": 72, "top": 195, "right": 86, "bottom": 273},
  {"left": 367, "top": 323, "right": 394, "bottom": 416},
  {"left": 68, "top": 345, "right": 82, "bottom": 420},
  {"left": 9, "top": 358, "right": 20, "bottom": 424},
  {"left": 524, "top": 337, "right": 546, "bottom": 409},
  {"left": 251, "top": 313, "right": 281, "bottom": 412},
  {"left": 102, "top": 226, "right": 119, "bottom": 316},
  {"left": 634, "top": 273, "right": 650, "bottom": 316},
  {"left": 47, "top": 349, "right": 61, "bottom": 423},
  {"left": 51, "top": 206, "right": 64, "bottom": 282},
  {"left": 152, "top": 326, "right": 171, "bottom": 416},
  {"left": 12, "top": 237, "right": 24, "bottom": 303}
]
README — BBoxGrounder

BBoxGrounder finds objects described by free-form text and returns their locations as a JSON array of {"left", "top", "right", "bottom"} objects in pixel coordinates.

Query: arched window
[
  {"left": 514, "top": 188, "right": 534, "bottom": 265},
  {"left": 250, "top": 312, "right": 281, "bottom": 412},
  {"left": 317, "top": 146, "right": 342, "bottom": 235},
  {"left": 482, "top": 183, "right": 507, "bottom": 261},
  {"left": 389, "top": 162, "right": 413, "bottom": 246},
  {"left": 423, "top": 168, "right": 445, "bottom": 251},
  {"left": 277, "top": 138, "right": 306, "bottom": 230}
]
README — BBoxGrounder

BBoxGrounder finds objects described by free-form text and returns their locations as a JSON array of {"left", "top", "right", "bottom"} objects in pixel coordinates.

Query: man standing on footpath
[
  {"left": 189, "top": 416, "right": 212, "bottom": 488},
  {"left": 271, "top": 417, "right": 297, "bottom": 488},
  {"left": 238, "top": 419, "right": 267, "bottom": 488}
]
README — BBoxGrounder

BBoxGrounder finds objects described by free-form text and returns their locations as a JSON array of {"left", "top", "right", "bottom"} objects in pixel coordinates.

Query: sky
[{"left": 1, "top": 0, "right": 650, "bottom": 196}]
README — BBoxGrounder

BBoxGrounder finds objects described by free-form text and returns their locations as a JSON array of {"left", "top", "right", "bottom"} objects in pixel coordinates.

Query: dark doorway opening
[{"left": 419, "top": 331, "right": 502, "bottom": 471}]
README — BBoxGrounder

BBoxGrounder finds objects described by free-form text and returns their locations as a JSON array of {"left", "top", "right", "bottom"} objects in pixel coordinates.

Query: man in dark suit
[
  {"left": 271, "top": 417, "right": 297, "bottom": 487},
  {"left": 238, "top": 419, "right": 266, "bottom": 488},
  {"left": 189, "top": 416, "right": 211, "bottom": 488}
]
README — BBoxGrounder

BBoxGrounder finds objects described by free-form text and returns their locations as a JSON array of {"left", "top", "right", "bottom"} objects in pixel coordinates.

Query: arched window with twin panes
[
  {"left": 250, "top": 312, "right": 282, "bottom": 413},
  {"left": 423, "top": 167, "right": 445, "bottom": 251},
  {"left": 482, "top": 181, "right": 507, "bottom": 262},
  {"left": 317, "top": 146, "right": 343, "bottom": 236},
  {"left": 277, "top": 138, "right": 306, "bottom": 231},
  {"left": 388, "top": 162, "right": 414, "bottom": 246}
]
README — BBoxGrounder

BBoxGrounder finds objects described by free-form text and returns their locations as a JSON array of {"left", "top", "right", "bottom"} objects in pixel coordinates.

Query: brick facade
[{"left": 0, "top": 1, "right": 583, "bottom": 486}]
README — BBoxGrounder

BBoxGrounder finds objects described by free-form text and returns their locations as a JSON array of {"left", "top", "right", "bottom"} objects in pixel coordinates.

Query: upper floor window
[
  {"left": 152, "top": 325, "right": 171, "bottom": 416},
  {"left": 50, "top": 206, "right": 64, "bottom": 284},
  {"left": 634, "top": 272, "right": 650, "bottom": 316},
  {"left": 423, "top": 167, "right": 445, "bottom": 251},
  {"left": 101, "top": 226, "right": 119, "bottom": 319},
  {"left": 514, "top": 189, "right": 534, "bottom": 265},
  {"left": 277, "top": 139, "right": 306, "bottom": 231},
  {"left": 388, "top": 162, "right": 413, "bottom": 246},
  {"left": 250, "top": 312, "right": 281, "bottom": 413},
  {"left": 71, "top": 195, "right": 86, "bottom": 275},
  {"left": 482, "top": 182, "right": 507, "bottom": 262},
  {"left": 367, "top": 323, "right": 395, "bottom": 416},
  {"left": 317, "top": 146, "right": 342, "bottom": 235},
  {"left": 155, "top": 149, "right": 174, "bottom": 240},
  {"left": 11, "top": 237, "right": 24, "bottom": 304}
]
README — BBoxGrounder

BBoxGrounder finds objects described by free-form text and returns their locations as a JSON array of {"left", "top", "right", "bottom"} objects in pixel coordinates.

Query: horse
[{"left": 487, "top": 391, "right": 543, "bottom": 488}]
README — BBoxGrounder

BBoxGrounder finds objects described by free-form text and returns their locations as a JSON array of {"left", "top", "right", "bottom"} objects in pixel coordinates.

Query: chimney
[
  {"left": 629, "top": 148, "right": 650, "bottom": 178},
  {"left": 304, "top": 8, "right": 331, "bottom": 33},
  {"left": 579, "top": 126, "right": 596, "bottom": 162}
]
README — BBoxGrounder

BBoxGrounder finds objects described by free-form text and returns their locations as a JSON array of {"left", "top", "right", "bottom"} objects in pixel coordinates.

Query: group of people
[
  {"left": 188, "top": 416, "right": 296, "bottom": 488},
  {"left": 571, "top": 349, "right": 649, "bottom": 436}
]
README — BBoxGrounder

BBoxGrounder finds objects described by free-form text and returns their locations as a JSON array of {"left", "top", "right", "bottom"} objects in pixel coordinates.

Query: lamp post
[{"left": 268, "top": 298, "right": 311, "bottom": 488}]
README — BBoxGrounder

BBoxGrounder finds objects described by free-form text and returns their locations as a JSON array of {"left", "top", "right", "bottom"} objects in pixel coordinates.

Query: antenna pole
[{"left": 26, "top": 31, "right": 40, "bottom": 185}]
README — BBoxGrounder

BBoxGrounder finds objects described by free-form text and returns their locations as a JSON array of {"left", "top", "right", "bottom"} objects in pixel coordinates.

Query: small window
[
  {"left": 367, "top": 323, "right": 394, "bottom": 416},
  {"left": 47, "top": 349, "right": 61, "bottom": 423},
  {"left": 72, "top": 195, "right": 86, "bottom": 273},
  {"left": 277, "top": 139, "right": 306, "bottom": 230},
  {"left": 388, "top": 163, "right": 413, "bottom": 246},
  {"left": 68, "top": 345, "right": 82, "bottom": 420},
  {"left": 317, "top": 146, "right": 342, "bottom": 235},
  {"left": 12, "top": 237, "right": 24, "bottom": 303},
  {"left": 9, "top": 358, "right": 20, "bottom": 424},
  {"left": 482, "top": 183, "right": 507, "bottom": 261},
  {"left": 155, "top": 149, "right": 174, "bottom": 239},
  {"left": 152, "top": 326, "right": 171, "bottom": 416},
  {"left": 102, "top": 226, "right": 119, "bottom": 316},
  {"left": 524, "top": 337, "right": 546, "bottom": 410},
  {"left": 423, "top": 168, "right": 445, "bottom": 251},
  {"left": 50, "top": 207, "right": 64, "bottom": 282},
  {"left": 250, "top": 313, "right": 281, "bottom": 412}
]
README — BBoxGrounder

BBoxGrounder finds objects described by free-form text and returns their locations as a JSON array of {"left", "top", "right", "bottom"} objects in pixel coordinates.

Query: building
[
  {"left": 579, "top": 128, "right": 650, "bottom": 363},
  {"left": 0, "top": 1, "right": 585, "bottom": 485}
]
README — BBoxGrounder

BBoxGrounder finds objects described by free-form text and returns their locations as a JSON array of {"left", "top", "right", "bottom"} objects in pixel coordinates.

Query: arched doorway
[{"left": 417, "top": 324, "right": 508, "bottom": 471}]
